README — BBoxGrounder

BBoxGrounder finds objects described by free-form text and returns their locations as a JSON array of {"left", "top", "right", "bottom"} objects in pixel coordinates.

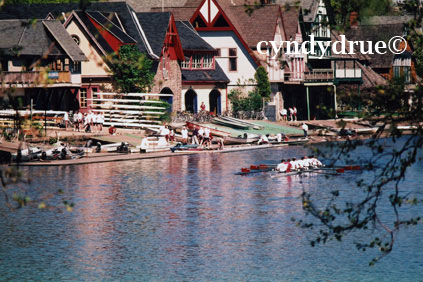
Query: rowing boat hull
[
  {"left": 270, "top": 138, "right": 310, "bottom": 146},
  {"left": 223, "top": 135, "right": 260, "bottom": 145},
  {"left": 186, "top": 122, "right": 231, "bottom": 137}
]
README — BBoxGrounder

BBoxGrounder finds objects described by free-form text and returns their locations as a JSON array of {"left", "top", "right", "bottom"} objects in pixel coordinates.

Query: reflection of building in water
[{"left": 65, "top": 164, "right": 123, "bottom": 278}]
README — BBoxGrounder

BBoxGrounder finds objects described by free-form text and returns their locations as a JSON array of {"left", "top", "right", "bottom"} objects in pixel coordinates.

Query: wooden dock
[{"left": 14, "top": 144, "right": 288, "bottom": 166}]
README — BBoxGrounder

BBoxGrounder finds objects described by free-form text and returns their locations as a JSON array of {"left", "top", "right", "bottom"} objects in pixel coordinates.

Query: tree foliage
[
  {"left": 295, "top": 76, "right": 423, "bottom": 265},
  {"left": 254, "top": 66, "right": 271, "bottom": 99},
  {"left": 109, "top": 45, "right": 155, "bottom": 94},
  {"left": 228, "top": 88, "right": 263, "bottom": 115},
  {"left": 330, "top": 0, "right": 393, "bottom": 29}
]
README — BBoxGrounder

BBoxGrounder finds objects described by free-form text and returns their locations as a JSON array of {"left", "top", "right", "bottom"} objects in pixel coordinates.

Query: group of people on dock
[
  {"left": 160, "top": 126, "right": 175, "bottom": 142},
  {"left": 169, "top": 125, "right": 224, "bottom": 150},
  {"left": 276, "top": 156, "right": 323, "bottom": 173},
  {"left": 280, "top": 106, "right": 297, "bottom": 122},
  {"left": 70, "top": 111, "right": 105, "bottom": 133},
  {"left": 257, "top": 132, "right": 289, "bottom": 145}
]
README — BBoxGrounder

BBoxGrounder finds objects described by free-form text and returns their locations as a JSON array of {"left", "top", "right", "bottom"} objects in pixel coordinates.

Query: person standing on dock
[
  {"left": 280, "top": 108, "right": 287, "bottom": 122},
  {"left": 77, "top": 111, "right": 83, "bottom": 131},
  {"left": 192, "top": 127, "right": 199, "bottom": 144},
  {"left": 160, "top": 126, "right": 170, "bottom": 142},
  {"left": 63, "top": 111, "right": 70, "bottom": 131},
  {"left": 288, "top": 107, "right": 293, "bottom": 122},
  {"left": 293, "top": 107, "right": 298, "bottom": 121},
  {"left": 99, "top": 113, "right": 104, "bottom": 133},
  {"left": 73, "top": 111, "right": 80, "bottom": 132},
  {"left": 181, "top": 126, "right": 188, "bottom": 144},
  {"left": 198, "top": 127, "right": 204, "bottom": 145},
  {"left": 302, "top": 123, "right": 308, "bottom": 137},
  {"left": 203, "top": 127, "right": 210, "bottom": 148}
]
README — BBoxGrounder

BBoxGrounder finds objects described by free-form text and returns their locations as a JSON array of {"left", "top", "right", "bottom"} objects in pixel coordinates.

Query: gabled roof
[
  {"left": 281, "top": 5, "right": 300, "bottom": 41},
  {"left": 330, "top": 30, "right": 369, "bottom": 61},
  {"left": 0, "top": 3, "right": 79, "bottom": 20},
  {"left": 277, "top": 0, "right": 316, "bottom": 22},
  {"left": 182, "top": 63, "right": 229, "bottom": 83},
  {"left": 42, "top": 20, "right": 87, "bottom": 61},
  {"left": 358, "top": 62, "right": 387, "bottom": 88},
  {"left": 97, "top": 12, "right": 124, "bottom": 30},
  {"left": 226, "top": 4, "right": 281, "bottom": 49},
  {"left": 152, "top": 0, "right": 267, "bottom": 65},
  {"left": 150, "top": 6, "right": 197, "bottom": 21},
  {"left": 0, "top": 19, "right": 86, "bottom": 61},
  {"left": 71, "top": 10, "right": 114, "bottom": 55},
  {"left": 345, "top": 23, "right": 405, "bottom": 69},
  {"left": 0, "top": 2, "right": 188, "bottom": 61},
  {"left": 85, "top": 11, "right": 137, "bottom": 44},
  {"left": 0, "top": 2, "right": 149, "bottom": 55},
  {"left": 134, "top": 12, "right": 171, "bottom": 57},
  {"left": 176, "top": 21, "right": 215, "bottom": 51},
  {"left": 125, "top": 0, "right": 187, "bottom": 12}
]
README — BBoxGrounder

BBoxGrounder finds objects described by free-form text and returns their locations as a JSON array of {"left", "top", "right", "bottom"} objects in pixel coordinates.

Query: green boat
[{"left": 212, "top": 117, "right": 250, "bottom": 130}]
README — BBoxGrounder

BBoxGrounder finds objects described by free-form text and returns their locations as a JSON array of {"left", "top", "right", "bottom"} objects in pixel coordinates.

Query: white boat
[
  {"left": 11, "top": 147, "right": 42, "bottom": 162},
  {"left": 138, "top": 136, "right": 173, "bottom": 153}
]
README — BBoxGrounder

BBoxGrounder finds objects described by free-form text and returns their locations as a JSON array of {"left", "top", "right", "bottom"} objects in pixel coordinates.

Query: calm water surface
[{"left": 1, "top": 141, "right": 423, "bottom": 281}]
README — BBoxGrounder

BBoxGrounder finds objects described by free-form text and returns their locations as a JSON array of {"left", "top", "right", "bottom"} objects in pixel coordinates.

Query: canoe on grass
[
  {"left": 219, "top": 116, "right": 263, "bottom": 130},
  {"left": 212, "top": 117, "right": 250, "bottom": 130}
]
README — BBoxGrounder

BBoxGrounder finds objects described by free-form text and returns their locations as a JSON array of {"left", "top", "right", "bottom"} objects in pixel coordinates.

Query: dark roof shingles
[
  {"left": 42, "top": 20, "right": 87, "bottom": 61},
  {"left": 345, "top": 23, "right": 405, "bottom": 69},
  {"left": 176, "top": 21, "right": 214, "bottom": 50},
  {"left": 135, "top": 12, "right": 171, "bottom": 57},
  {"left": 86, "top": 11, "right": 136, "bottom": 44}
]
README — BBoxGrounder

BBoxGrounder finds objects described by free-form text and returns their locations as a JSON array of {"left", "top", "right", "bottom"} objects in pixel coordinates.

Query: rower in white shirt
[
  {"left": 310, "top": 155, "right": 323, "bottom": 167},
  {"left": 290, "top": 157, "right": 299, "bottom": 170},
  {"left": 276, "top": 159, "right": 289, "bottom": 172}
]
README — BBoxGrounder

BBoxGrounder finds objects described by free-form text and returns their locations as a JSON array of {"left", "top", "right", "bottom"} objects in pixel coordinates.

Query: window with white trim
[{"left": 80, "top": 88, "right": 87, "bottom": 108}]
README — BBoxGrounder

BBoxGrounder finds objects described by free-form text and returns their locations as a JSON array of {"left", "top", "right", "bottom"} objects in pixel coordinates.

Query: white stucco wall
[
  {"left": 198, "top": 31, "right": 258, "bottom": 88},
  {"left": 65, "top": 20, "right": 110, "bottom": 77}
]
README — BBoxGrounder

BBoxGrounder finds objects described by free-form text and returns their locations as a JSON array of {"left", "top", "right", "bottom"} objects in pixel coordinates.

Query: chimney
[{"left": 350, "top": 12, "right": 358, "bottom": 28}]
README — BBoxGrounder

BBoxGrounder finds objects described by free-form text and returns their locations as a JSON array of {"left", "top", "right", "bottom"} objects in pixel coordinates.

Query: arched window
[{"left": 71, "top": 35, "right": 80, "bottom": 45}]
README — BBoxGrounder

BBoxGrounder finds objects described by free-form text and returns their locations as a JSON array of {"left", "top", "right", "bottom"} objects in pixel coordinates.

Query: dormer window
[{"left": 182, "top": 53, "right": 215, "bottom": 70}]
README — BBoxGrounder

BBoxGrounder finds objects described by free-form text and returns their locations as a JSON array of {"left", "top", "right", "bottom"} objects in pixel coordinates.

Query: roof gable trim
[
  {"left": 189, "top": 0, "right": 260, "bottom": 66},
  {"left": 131, "top": 10, "right": 159, "bottom": 59},
  {"left": 67, "top": 11, "right": 108, "bottom": 56}
]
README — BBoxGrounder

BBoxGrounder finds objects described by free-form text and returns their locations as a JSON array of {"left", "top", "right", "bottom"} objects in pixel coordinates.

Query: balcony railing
[
  {"left": 284, "top": 72, "right": 304, "bottom": 83},
  {"left": 304, "top": 70, "right": 333, "bottom": 82},
  {"left": 1, "top": 71, "right": 72, "bottom": 85}
]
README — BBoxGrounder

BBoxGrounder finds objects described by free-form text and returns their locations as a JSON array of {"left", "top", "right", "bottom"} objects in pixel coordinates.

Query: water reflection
[{"left": 0, "top": 145, "right": 422, "bottom": 281}]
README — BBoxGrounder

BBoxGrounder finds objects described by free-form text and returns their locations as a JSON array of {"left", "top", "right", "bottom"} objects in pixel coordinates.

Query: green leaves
[
  {"left": 254, "top": 66, "right": 271, "bottom": 99},
  {"left": 109, "top": 45, "right": 155, "bottom": 94}
]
